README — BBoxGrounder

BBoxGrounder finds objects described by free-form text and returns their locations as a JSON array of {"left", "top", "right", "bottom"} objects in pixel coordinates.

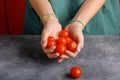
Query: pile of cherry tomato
[{"left": 46, "top": 30, "right": 77, "bottom": 56}]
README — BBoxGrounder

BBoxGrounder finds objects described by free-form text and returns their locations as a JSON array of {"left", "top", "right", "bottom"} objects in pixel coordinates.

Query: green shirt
[{"left": 24, "top": 0, "right": 120, "bottom": 35}]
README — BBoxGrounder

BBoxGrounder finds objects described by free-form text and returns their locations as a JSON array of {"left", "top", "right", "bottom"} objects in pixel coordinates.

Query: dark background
[{"left": 0, "top": 0, "right": 120, "bottom": 35}]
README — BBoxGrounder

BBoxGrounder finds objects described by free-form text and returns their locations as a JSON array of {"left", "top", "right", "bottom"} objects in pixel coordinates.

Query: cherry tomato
[
  {"left": 66, "top": 41, "right": 77, "bottom": 52},
  {"left": 48, "top": 36, "right": 55, "bottom": 41},
  {"left": 46, "top": 40, "right": 56, "bottom": 48},
  {"left": 56, "top": 37, "right": 67, "bottom": 45},
  {"left": 55, "top": 44, "right": 66, "bottom": 56},
  {"left": 70, "top": 66, "right": 82, "bottom": 79},
  {"left": 59, "top": 30, "right": 69, "bottom": 38},
  {"left": 66, "top": 37, "right": 72, "bottom": 43}
]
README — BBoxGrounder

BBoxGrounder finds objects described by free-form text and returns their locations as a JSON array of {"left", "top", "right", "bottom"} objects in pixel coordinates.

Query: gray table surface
[{"left": 0, "top": 35, "right": 120, "bottom": 80}]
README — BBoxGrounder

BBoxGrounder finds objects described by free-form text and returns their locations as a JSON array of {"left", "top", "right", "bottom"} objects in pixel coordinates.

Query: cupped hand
[
  {"left": 58, "top": 21, "right": 84, "bottom": 62},
  {"left": 41, "top": 20, "right": 62, "bottom": 58}
]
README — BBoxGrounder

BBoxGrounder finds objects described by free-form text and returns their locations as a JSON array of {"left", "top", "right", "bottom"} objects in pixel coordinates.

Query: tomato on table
[
  {"left": 70, "top": 66, "right": 82, "bottom": 79},
  {"left": 66, "top": 41, "right": 77, "bottom": 52},
  {"left": 59, "top": 30, "right": 70, "bottom": 38}
]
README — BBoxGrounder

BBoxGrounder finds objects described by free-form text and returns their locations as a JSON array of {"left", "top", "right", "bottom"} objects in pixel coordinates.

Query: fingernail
[
  {"left": 58, "top": 60, "right": 61, "bottom": 63},
  {"left": 66, "top": 50, "right": 69, "bottom": 54},
  {"left": 56, "top": 53, "right": 59, "bottom": 56},
  {"left": 59, "top": 60, "right": 62, "bottom": 63},
  {"left": 60, "top": 55, "right": 64, "bottom": 58},
  {"left": 50, "top": 47, "right": 55, "bottom": 52},
  {"left": 77, "top": 48, "right": 81, "bottom": 52}
]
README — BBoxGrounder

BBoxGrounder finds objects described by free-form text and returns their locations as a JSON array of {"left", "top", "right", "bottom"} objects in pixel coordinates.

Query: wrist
[
  {"left": 41, "top": 13, "right": 58, "bottom": 25},
  {"left": 69, "top": 20, "right": 83, "bottom": 30},
  {"left": 69, "top": 19, "right": 85, "bottom": 30}
]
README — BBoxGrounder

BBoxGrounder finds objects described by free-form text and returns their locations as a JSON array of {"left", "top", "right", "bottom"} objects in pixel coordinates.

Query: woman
[{"left": 24, "top": 0, "right": 120, "bottom": 62}]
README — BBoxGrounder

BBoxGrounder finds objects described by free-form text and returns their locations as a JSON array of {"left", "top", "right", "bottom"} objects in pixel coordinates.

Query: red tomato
[
  {"left": 66, "top": 37, "right": 72, "bottom": 43},
  {"left": 70, "top": 66, "right": 82, "bottom": 79},
  {"left": 55, "top": 44, "right": 66, "bottom": 55},
  {"left": 48, "top": 36, "right": 55, "bottom": 41},
  {"left": 66, "top": 41, "right": 77, "bottom": 52},
  {"left": 59, "top": 30, "right": 69, "bottom": 38},
  {"left": 56, "top": 37, "right": 67, "bottom": 45},
  {"left": 46, "top": 40, "right": 56, "bottom": 48}
]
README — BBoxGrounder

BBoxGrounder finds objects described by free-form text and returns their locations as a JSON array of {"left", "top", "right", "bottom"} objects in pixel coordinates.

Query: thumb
[
  {"left": 77, "top": 35, "right": 84, "bottom": 49},
  {"left": 80, "top": 35, "right": 84, "bottom": 48},
  {"left": 41, "top": 33, "right": 48, "bottom": 48},
  {"left": 76, "top": 43, "right": 81, "bottom": 52}
]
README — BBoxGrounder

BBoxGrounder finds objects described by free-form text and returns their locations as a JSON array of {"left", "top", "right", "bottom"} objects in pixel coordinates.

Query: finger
[
  {"left": 78, "top": 35, "right": 84, "bottom": 48},
  {"left": 76, "top": 43, "right": 81, "bottom": 52},
  {"left": 47, "top": 53, "right": 60, "bottom": 59},
  {"left": 60, "top": 55, "right": 70, "bottom": 59},
  {"left": 41, "top": 33, "right": 48, "bottom": 47},
  {"left": 66, "top": 50, "right": 78, "bottom": 58},
  {"left": 42, "top": 47, "right": 50, "bottom": 54},
  {"left": 58, "top": 58, "right": 64, "bottom": 63},
  {"left": 43, "top": 46, "right": 56, "bottom": 54},
  {"left": 49, "top": 46, "right": 56, "bottom": 53}
]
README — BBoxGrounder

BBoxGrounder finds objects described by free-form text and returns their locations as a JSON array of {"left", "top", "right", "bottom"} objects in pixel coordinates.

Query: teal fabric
[
  {"left": 24, "top": 0, "right": 43, "bottom": 34},
  {"left": 24, "top": 0, "right": 120, "bottom": 35}
]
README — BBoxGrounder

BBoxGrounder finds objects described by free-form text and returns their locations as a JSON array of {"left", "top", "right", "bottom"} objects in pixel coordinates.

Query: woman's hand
[
  {"left": 41, "top": 20, "right": 62, "bottom": 59},
  {"left": 58, "top": 21, "right": 84, "bottom": 62}
]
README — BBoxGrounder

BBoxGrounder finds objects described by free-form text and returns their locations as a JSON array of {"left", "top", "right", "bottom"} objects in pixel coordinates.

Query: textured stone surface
[{"left": 0, "top": 35, "right": 120, "bottom": 80}]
